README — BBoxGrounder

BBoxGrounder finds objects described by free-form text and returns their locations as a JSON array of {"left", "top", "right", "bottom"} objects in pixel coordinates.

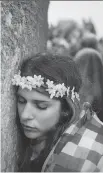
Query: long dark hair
[
  {"left": 75, "top": 48, "right": 103, "bottom": 122},
  {"left": 16, "top": 53, "right": 82, "bottom": 171}
]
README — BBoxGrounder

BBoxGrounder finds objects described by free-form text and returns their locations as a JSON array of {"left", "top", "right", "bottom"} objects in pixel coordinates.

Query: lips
[{"left": 21, "top": 124, "right": 38, "bottom": 131}]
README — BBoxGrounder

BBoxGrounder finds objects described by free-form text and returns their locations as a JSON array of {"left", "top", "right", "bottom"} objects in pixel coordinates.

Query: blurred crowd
[
  {"left": 47, "top": 19, "right": 103, "bottom": 122},
  {"left": 47, "top": 19, "right": 103, "bottom": 60}
]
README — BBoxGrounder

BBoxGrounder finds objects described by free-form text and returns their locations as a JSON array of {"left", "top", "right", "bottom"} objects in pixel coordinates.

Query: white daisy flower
[{"left": 12, "top": 71, "right": 80, "bottom": 102}]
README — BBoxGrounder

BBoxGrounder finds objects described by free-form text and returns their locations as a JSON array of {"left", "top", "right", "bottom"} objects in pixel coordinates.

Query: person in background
[
  {"left": 12, "top": 53, "right": 103, "bottom": 172},
  {"left": 75, "top": 48, "right": 103, "bottom": 122},
  {"left": 80, "top": 33, "right": 99, "bottom": 50}
]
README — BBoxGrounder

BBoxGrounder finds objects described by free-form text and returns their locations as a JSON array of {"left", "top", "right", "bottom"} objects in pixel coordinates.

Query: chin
[{"left": 24, "top": 130, "right": 42, "bottom": 139}]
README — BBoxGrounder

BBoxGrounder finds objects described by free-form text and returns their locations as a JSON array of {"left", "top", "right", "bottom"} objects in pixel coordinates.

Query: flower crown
[{"left": 12, "top": 71, "right": 80, "bottom": 102}]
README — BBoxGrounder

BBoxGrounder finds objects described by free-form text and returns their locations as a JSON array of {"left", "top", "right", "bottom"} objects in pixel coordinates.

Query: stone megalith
[{"left": 1, "top": 1, "right": 49, "bottom": 172}]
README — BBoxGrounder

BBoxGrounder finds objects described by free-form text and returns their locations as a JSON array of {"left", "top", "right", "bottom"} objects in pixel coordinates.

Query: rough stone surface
[{"left": 1, "top": 0, "right": 49, "bottom": 171}]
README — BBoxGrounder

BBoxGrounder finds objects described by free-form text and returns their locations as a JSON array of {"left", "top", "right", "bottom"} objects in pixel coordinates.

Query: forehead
[{"left": 17, "top": 87, "right": 52, "bottom": 101}]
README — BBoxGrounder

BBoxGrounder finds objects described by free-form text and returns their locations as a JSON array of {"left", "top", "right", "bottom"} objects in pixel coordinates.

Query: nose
[{"left": 20, "top": 102, "right": 34, "bottom": 121}]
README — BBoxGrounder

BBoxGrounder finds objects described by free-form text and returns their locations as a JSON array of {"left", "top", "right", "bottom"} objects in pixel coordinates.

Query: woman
[
  {"left": 12, "top": 53, "right": 103, "bottom": 172},
  {"left": 74, "top": 48, "right": 103, "bottom": 122}
]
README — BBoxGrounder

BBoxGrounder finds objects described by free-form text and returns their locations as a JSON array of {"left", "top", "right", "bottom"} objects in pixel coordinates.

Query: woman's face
[{"left": 17, "top": 87, "right": 61, "bottom": 139}]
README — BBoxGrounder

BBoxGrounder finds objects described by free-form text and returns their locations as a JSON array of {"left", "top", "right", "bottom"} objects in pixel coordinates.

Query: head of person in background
[
  {"left": 74, "top": 48, "right": 103, "bottom": 122},
  {"left": 12, "top": 53, "right": 82, "bottom": 172},
  {"left": 80, "top": 33, "right": 98, "bottom": 50}
]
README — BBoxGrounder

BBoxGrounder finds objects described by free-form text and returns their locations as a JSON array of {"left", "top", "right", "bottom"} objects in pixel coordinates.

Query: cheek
[
  {"left": 17, "top": 104, "right": 24, "bottom": 117},
  {"left": 38, "top": 106, "right": 61, "bottom": 131}
]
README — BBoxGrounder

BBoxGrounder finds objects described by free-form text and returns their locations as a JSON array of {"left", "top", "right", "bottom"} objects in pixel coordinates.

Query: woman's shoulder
[{"left": 42, "top": 115, "right": 103, "bottom": 172}]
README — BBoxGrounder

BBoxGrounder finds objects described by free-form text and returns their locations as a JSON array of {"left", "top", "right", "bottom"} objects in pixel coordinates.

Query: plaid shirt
[{"left": 42, "top": 113, "right": 103, "bottom": 172}]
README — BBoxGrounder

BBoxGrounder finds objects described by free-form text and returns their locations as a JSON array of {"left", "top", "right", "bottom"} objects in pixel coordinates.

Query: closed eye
[
  {"left": 17, "top": 95, "right": 26, "bottom": 104},
  {"left": 35, "top": 101, "right": 48, "bottom": 110}
]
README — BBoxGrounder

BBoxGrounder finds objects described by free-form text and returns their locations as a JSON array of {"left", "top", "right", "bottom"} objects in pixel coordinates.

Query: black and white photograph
[{"left": 1, "top": 1, "right": 103, "bottom": 172}]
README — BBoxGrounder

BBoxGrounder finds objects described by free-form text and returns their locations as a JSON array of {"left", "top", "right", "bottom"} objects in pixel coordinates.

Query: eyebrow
[{"left": 34, "top": 100, "right": 50, "bottom": 104}]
